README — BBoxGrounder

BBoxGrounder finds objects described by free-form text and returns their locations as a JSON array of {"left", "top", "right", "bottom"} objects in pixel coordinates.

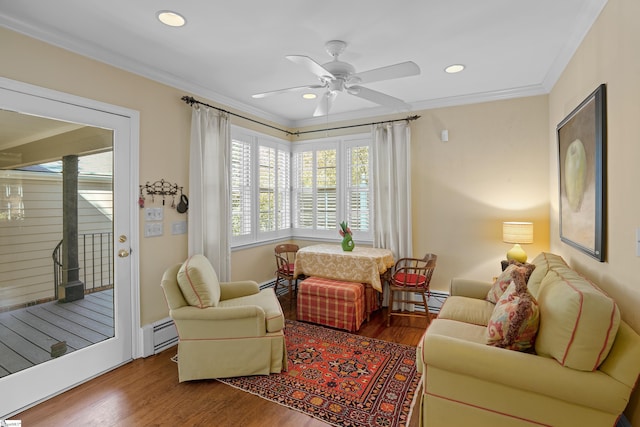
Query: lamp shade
[{"left": 502, "top": 222, "right": 533, "bottom": 244}]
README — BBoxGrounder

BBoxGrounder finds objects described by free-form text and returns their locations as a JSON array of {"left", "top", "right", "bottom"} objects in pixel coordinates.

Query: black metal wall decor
[{"left": 138, "top": 179, "right": 185, "bottom": 210}]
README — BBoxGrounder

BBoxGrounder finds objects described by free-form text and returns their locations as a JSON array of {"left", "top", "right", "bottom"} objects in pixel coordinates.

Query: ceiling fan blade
[
  {"left": 252, "top": 84, "right": 324, "bottom": 99},
  {"left": 348, "top": 85, "right": 410, "bottom": 109},
  {"left": 286, "top": 55, "right": 335, "bottom": 80},
  {"left": 313, "top": 91, "right": 338, "bottom": 117},
  {"left": 352, "top": 61, "right": 420, "bottom": 84}
]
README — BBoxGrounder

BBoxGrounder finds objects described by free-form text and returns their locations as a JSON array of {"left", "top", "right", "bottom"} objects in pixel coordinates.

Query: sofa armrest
[
  {"left": 599, "top": 322, "right": 640, "bottom": 389},
  {"left": 219, "top": 280, "right": 260, "bottom": 300},
  {"left": 420, "top": 331, "right": 632, "bottom": 413},
  {"left": 450, "top": 278, "right": 492, "bottom": 299},
  {"left": 170, "top": 305, "right": 267, "bottom": 338}
]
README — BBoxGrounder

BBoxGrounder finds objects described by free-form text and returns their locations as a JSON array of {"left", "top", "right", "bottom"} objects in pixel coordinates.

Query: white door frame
[{"left": 0, "top": 76, "right": 141, "bottom": 418}]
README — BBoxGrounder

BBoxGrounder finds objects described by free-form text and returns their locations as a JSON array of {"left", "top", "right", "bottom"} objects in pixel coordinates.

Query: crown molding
[{"left": 541, "top": 0, "right": 609, "bottom": 92}]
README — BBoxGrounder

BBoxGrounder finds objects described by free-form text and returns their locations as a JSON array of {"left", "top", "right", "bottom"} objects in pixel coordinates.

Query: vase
[{"left": 341, "top": 233, "right": 355, "bottom": 251}]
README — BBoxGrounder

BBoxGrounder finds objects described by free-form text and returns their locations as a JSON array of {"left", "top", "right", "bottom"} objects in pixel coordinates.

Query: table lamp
[{"left": 502, "top": 221, "right": 533, "bottom": 263}]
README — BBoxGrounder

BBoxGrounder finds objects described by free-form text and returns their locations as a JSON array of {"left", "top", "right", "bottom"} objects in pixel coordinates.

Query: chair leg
[
  {"left": 288, "top": 278, "right": 295, "bottom": 308},
  {"left": 387, "top": 288, "right": 395, "bottom": 327},
  {"left": 421, "top": 291, "right": 431, "bottom": 325},
  {"left": 273, "top": 276, "right": 280, "bottom": 294}
]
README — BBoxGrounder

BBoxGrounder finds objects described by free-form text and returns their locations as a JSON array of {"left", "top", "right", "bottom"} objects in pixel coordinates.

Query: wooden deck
[{"left": 0, "top": 289, "right": 114, "bottom": 377}]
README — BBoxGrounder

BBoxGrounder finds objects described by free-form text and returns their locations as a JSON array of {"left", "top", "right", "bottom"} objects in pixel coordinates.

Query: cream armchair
[{"left": 161, "top": 254, "right": 287, "bottom": 382}]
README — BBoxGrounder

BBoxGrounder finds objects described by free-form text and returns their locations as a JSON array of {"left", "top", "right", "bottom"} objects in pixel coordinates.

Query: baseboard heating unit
[{"left": 142, "top": 317, "right": 178, "bottom": 357}]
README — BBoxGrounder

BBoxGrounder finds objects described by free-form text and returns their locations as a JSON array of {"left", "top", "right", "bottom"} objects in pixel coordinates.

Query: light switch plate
[
  {"left": 636, "top": 228, "right": 640, "bottom": 257},
  {"left": 144, "top": 222, "right": 163, "bottom": 237},
  {"left": 144, "top": 207, "right": 163, "bottom": 221},
  {"left": 171, "top": 221, "right": 187, "bottom": 235}
]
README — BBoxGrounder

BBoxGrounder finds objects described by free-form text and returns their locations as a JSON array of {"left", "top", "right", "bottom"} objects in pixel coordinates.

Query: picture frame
[{"left": 557, "top": 84, "right": 607, "bottom": 262}]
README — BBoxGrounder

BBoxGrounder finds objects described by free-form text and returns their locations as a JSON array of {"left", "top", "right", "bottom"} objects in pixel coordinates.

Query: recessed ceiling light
[
  {"left": 302, "top": 93, "right": 317, "bottom": 99},
  {"left": 157, "top": 10, "right": 186, "bottom": 27},
  {"left": 445, "top": 64, "right": 465, "bottom": 74}
]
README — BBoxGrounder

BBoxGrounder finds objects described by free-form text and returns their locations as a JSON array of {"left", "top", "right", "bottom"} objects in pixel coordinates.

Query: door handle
[{"left": 118, "top": 249, "right": 129, "bottom": 258}]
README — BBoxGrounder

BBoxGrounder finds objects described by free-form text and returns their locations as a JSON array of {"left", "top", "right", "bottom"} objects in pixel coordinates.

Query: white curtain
[
  {"left": 372, "top": 122, "right": 413, "bottom": 309},
  {"left": 188, "top": 106, "right": 231, "bottom": 281}
]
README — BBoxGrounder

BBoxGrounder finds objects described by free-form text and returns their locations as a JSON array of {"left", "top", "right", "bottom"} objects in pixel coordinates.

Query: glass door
[{"left": 0, "top": 78, "right": 137, "bottom": 418}]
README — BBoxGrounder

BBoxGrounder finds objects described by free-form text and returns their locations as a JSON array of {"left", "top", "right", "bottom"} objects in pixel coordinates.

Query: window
[
  {"left": 292, "top": 134, "right": 372, "bottom": 241},
  {"left": 231, "top": 127, "right": 291, "bottom": 246},
  {"left": 231, "top": 128, "right": 372, "bottom": 246}
]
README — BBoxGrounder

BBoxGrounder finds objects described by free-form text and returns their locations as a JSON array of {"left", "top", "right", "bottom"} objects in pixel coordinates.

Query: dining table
[{"left": 293, "top": 244, "right": 395, "bottom": 293}]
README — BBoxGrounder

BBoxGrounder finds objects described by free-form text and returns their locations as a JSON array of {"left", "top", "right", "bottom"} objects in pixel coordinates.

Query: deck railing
[{"left": 53, "top": 232, "right": 114, "bottom": 299}]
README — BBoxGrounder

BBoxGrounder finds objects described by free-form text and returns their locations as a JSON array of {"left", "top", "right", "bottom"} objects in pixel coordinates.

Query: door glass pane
[{"left": 0, "top": 110, "right": 114, "bottom": 378}]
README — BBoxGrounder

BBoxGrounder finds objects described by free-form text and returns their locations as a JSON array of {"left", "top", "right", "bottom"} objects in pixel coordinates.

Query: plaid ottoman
[
  {"left": 297, "top": 277, "right": 366, "bottom": 332},
  {"left": 364, "top": 284, "right": 381, "bottom": 321}
]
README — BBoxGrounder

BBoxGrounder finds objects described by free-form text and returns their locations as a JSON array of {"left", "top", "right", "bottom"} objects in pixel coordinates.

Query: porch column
[{"left": 60, "top": 155, "right": 84, "bottom": 302}]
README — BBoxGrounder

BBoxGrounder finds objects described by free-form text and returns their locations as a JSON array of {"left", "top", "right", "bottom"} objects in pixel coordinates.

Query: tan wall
[
  {"left": 548, "top": 0, "right": 640, "bottom": 422},
  {"left": 409, "top": 97, "right": 550, "bottom": 290}
]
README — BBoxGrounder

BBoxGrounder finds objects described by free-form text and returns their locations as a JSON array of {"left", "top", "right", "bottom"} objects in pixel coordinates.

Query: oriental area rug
[{"left": 217, "top": 320, "right": 422, "bottom": 427}]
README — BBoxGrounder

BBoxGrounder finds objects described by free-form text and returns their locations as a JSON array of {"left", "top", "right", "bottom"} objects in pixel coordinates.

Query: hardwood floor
[{"left": 14, "top": 293, "right": 430, "bottom": 427}]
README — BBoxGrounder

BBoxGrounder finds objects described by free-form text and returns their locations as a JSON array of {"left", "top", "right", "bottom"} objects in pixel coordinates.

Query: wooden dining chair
[
  {"left": 274, "top": 243, "right": 301, "bottom": 304},
  {"left": 387, "top": 253, "right": 437, "bottom": 326}
]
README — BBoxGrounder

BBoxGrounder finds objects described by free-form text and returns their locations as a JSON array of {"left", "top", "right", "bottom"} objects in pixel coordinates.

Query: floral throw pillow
[
  {"left": 486, "top": 261, "right": 535, "bottom": 304},
  {"left": 486, "top": 269, "right": 540, "bottom": 351}
]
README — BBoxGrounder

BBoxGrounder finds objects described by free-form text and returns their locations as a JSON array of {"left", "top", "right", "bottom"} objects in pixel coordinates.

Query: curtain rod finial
[{"left": 181, "top": 95, "right": 196, "bottom": 105}]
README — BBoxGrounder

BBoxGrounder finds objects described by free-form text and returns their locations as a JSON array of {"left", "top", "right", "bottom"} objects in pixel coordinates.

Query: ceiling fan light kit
[{"left": 253, "top": 40, "right": 420, "bottom": 117}]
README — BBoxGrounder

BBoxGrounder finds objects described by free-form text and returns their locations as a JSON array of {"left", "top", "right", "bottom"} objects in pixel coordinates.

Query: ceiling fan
[{"left": 252, "top": 40, "right": 420, "bottom": 117}]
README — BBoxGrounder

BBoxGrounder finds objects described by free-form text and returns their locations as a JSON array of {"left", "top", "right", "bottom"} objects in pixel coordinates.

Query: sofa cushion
[
  {"left": 438, "top": 296, "right": 496, "bottom": 326},
  {"left": 486, "top": 277, "right": 539, "bottom": 351},
  {"left": 425, "top": 318, "right": 488, "bottom": 345},
  {"left": 535, "top": 266, "right": 620, "bottom": 371},
  {"left": 486, "top": 262, "right": 535, "bottom": 304},
  {"left": 177, "top": 254, "right": 221, "bottom": 308},
  {"left": 527, "top": 252, "right": 568, "bottom": 298}
]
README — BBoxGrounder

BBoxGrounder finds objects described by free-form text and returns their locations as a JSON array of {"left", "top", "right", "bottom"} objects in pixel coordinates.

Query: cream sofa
[
  {"left": 416, "top": 252, "right": 640, "bottom": 427},
  {"left": 161, "top": 254, "right": 287, "bottom": 382}
]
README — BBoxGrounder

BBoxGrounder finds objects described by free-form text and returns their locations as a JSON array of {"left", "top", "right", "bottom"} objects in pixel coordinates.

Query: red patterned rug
[{"left": 217, "top": 320, "right": 422, "bottom": 427}]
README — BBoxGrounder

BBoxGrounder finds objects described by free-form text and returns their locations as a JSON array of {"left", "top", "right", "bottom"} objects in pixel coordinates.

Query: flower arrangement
[{"left": 339, "top": 221, "right": 352, "bottom": 237}]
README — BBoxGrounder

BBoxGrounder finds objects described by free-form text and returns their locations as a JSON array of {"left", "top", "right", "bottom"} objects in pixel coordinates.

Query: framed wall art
[{"left": 557, "top": 84, "right": 606, "bottom": 261}]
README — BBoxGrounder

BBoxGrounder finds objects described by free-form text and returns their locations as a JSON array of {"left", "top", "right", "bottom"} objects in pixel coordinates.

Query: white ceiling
[{"left": 0, "top": 0, "right": 608, "bottom": 128}]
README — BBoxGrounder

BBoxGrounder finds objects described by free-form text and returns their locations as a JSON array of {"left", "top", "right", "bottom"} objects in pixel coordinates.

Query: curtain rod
[
  {"left": 291, "top": 114, "right": 420, "bottom": 136},
  {"left": 181, "top": 95, "right": 294, "bottom": 136},
  {"left": 181, "top": 95, "right": 421, "bottom": 137}
]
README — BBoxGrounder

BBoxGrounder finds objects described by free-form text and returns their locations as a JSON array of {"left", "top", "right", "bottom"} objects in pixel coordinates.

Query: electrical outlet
[{"left": 144, "top": 222, "right": 163, "bottom": 237}]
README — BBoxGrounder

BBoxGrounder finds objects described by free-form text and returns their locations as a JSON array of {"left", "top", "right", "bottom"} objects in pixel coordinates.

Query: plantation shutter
[
  {"left": 293, "top": 151, "right": 314, "bottom": 228},
  {"left": 231, "top": 138, "right": 252, "bottom": 237},
  {"left": 277, "top": 148, "right": 290, "bottom": 231},
  {"left": 346, "top": 145, "right": 370, "bottom": 232},
  {"left": 316, "top": 149, "right": 337, "bottom": 230},
  {"left": 258, "top": 145, "right": 275, "bottom": 232}
]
